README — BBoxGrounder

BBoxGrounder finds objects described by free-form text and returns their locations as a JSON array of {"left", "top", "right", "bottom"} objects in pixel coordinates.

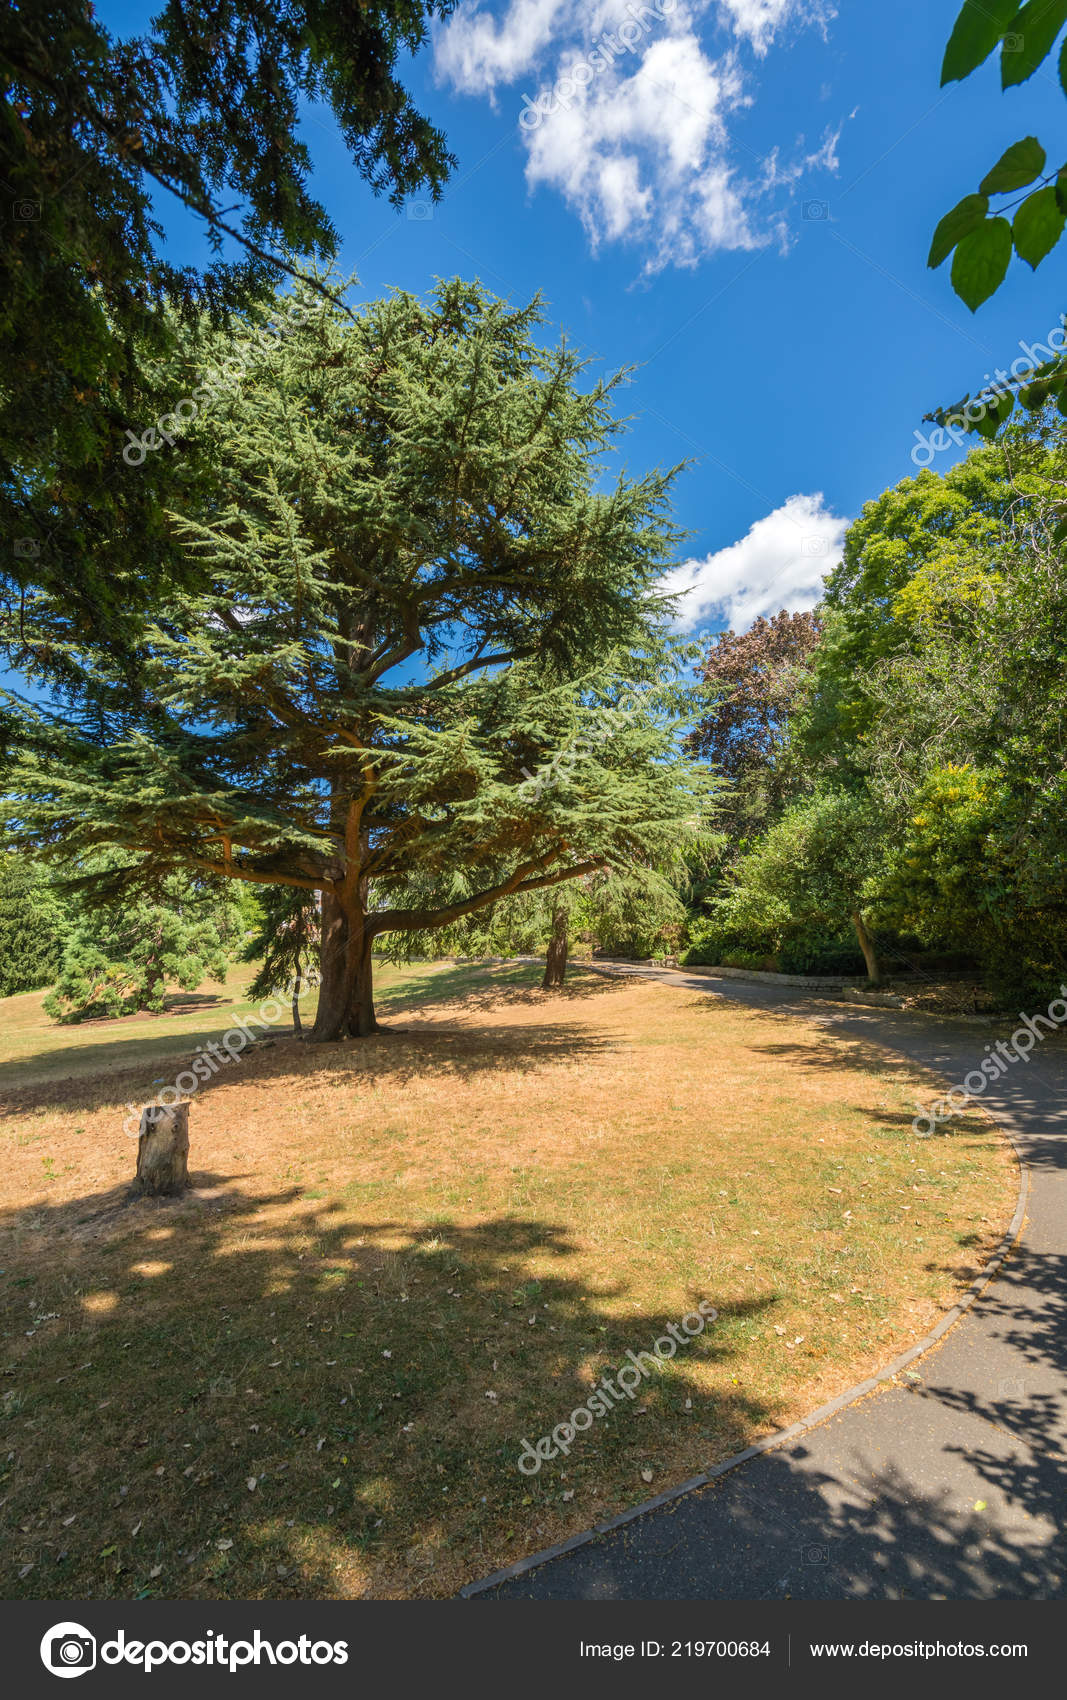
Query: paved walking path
[{"left": 472, "top": 964, "right": 1067, "bottom": 1600}]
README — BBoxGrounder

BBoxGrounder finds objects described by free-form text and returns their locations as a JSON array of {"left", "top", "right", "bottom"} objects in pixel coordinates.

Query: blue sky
[{"left": 97, "top": 1, "right": 1067, "bottom": 629}]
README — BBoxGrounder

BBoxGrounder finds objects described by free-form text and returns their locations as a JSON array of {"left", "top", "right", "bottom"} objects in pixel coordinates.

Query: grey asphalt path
[{"left": 474, "top": 964, "right": 1067, "bottom": 1600}]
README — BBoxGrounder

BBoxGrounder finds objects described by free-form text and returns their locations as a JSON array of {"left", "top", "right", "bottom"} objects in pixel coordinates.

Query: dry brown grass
[{"left": 0, "top": 962, "right": 1015, "bottom": 1598}]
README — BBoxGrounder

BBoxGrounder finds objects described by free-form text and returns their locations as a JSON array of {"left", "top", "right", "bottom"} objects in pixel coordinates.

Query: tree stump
[{"left": 135, "top": 1104, "right": 190, "bottom": 1196}]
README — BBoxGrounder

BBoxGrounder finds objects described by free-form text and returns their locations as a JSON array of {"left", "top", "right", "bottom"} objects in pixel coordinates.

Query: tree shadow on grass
[
  {"left": 376, "top": 960, "right": 616, "bottom": 1017},
  {"left": 0, "top": 965, "right": 622, "bottom": 1112},
  {"left": 729, "top": 1029, "right": 972, "bottom": 1139},
  {"left": 0, "top": 1014, "right": 620, "bottom": 1120},
  {"left": 0, "top": 1176, "right": 779, "bottom": 1602}
]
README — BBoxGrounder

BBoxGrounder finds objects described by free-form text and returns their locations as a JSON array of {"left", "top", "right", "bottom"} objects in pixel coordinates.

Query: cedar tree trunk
[{"left": 311, "top": 888, "right": 378, "bottom": 1040}]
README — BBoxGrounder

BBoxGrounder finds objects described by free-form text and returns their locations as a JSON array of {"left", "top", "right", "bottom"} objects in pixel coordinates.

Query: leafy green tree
[
  {"left": 712, "top": 791, "right": 889, "bottom": 982},
  {"left": 0, "top": 855, "right": 68, "bottom": 998},
  {"left": 857, "top": 514, "right": 1067, "bottom": 1001},
  {"left": 5, "top": 278, "right": 715, "bottom": 1041},
  {"left": 796, "top": 436, "right": 1041, "bottom": 772},
  {"left": 2, "top": 0, "right": 456, "bottom": 638},
  {"left": 43, "top": 868, "right": 242, "bottom": 1021}
]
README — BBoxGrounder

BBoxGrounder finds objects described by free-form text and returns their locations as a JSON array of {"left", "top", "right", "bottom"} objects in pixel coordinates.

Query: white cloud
[
  {"left": 522, "top": 29, "right": 759, "bottom": 263},
  {"left": 434, "top": 0, "right": 571, "bottom": 97},
  {"left": 717, "top": 0, "right": 834, "bottom": 57},
  {"left": 659, "top": 492, "right": 847, "bottom": 631},
  {"left": 435, "top": 0, "right": 840, "bottom": 266}
]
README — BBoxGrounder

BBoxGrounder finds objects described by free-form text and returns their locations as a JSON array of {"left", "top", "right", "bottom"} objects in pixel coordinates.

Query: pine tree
[
  {"left": 241, "top": 886, "right": 320, "bottom": 1035},
  {"left": 0, "top": 855, "right": 68, "bottom": 998},
  {"left": 43, "top": 866, "right": 242, "bottom": 1022},
  {"left": 3, "top": 1, "right": 457, "bottom": 636},
  {"left": 5, "top": 277, "right": 717, "bottom": 1040}
]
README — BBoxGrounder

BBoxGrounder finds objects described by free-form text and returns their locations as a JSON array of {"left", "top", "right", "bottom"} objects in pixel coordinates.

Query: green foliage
[
  {"left": 775, "top": 929, "right": 869, "bottom": 977},
  {"left": 940, "top": 0, "right": 1023, "bottom": 85},
  {"left": 871, "top": 766, "right": 1067, "bottom": 1005},
  {"left": 950, "top": 217, "right": 1013, "bottom": 310},
  {"left": 391, "top": 845, "right": 694, "bottom": 964},
  {"left": 797, "top": 420, "right": 1067, "bottom": 1004},
  {"left": 796, "top": 446, "right": 1021, "bottom": 770},
  {"left": 711, "top": 791, "right": 886, "bottom": 958},
  {"left": 43, "top": 867, "right": 241, "bottom": 1022},
  {"left": 1011, "top": 184, "right": 1065, "bottom": 266},
  {"left": 0, "top": 856, "right": 68, "bottom": 997},
  {"left": 928, "top": 195, "right": 990, "bottom": 267},
  {"left": 241, "top": 886, "right": 320, "bottom": 1012},
  {"left": 2, "top": 0, "right": 456, "bottom": 646}
]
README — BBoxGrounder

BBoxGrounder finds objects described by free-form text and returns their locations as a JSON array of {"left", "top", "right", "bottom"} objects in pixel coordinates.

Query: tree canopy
[{"left": 1, "top": 0, "right": 456, "bottom": 640}]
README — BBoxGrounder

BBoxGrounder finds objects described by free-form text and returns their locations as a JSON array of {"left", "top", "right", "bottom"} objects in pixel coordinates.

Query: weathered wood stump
[{"left": 135, "top": 1103, "right": 190, "bottom": 1196}]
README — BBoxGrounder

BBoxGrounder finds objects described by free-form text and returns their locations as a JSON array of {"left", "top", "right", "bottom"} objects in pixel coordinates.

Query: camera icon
[
  {"left": 802, "top": 200, "right": 829, "bottom": 221},
  {"left": 40, "top": 1622, "right": 96, "bottom": 1678},
  {"left": 1002, "top": 32, "right": 1024, "bottom": 52},
  {"left": 13, "top": 200, "right": 41, "bottom": 221},
  {"left": 803, "top": 1542, "right": 830, "bottom": 1565},
  {"left": 13, "top": 537, "right": 41, "bottom": 559},
  {"left": 997, "top": 1375, "right": 1026, "bottom": 1400},
  {"left": 801, "top": 534, "right": 830, "bottom": 557},
  {"left": 407, "top": 200, "right": 434, "bottom": 222}
]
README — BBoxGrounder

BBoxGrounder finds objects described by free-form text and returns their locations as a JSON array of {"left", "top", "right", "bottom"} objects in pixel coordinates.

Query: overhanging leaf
[
  {"left": 942, "top": 0, "right": 1026, "bottom": 84},
  {"left": 1012, "top": 184, "right": 1065, "bottom": 265},
  {"left": 928, "top": 194, "right": 990, "bottom": 268},
  {"left": 1020, "top": 376, "right": 1053, "bottom": 408},
  {"left": 950, "top": 218, "right": 1014, "bottom": 309},
  {"left": 979, "top": 136, "right": 1047, "bottom": 194},
  {"left": 1001, "top": 0, "right": 1067, "bottom": 86}
]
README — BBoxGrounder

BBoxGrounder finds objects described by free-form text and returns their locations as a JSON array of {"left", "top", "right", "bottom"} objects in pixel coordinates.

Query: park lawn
[
  {"left": 0, "top": 963, "right": 1015, "bottom": 1599},
  {"left": 0, "top": 960, "right": 483, "bottom": 1088}
]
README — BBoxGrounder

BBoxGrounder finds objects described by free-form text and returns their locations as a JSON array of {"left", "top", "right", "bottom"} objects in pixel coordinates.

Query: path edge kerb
[{"left": 458, "top": 998, "right": 1031, "bottom": 1599}]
